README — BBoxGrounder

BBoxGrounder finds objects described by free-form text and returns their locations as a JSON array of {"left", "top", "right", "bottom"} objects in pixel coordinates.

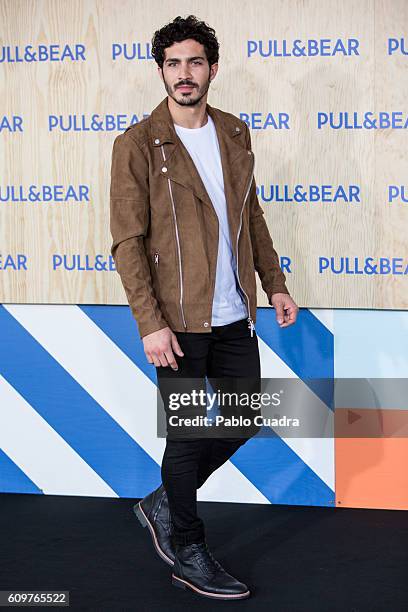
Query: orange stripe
[{"left": 336, "top": 436, "right": 408, "bottom": 510}]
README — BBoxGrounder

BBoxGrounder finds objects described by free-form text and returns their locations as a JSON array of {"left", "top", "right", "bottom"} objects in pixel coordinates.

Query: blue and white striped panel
[{"left": 0, "top": 304, "right": 334, "bottom": 507}]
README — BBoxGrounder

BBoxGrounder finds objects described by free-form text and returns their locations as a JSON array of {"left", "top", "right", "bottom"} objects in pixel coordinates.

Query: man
[{"left": 110, "top": 15, "right": 298, "bottom": 601}]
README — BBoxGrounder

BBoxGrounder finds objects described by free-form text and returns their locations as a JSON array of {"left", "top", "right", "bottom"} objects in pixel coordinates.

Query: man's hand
[
  {"left": 143, "top": 326, "right": 184, "bottom": 370},
  {"left": 270, "top": 293, "right": 299, "bottom": 328}
]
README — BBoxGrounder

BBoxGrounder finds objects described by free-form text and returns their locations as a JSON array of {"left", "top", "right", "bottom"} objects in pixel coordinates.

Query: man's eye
[{"left": 168, "top": 61, "right": 201, "bottom": 66}]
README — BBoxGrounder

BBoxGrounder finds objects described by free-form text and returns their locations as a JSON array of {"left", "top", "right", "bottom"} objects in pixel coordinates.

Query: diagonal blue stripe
[
  {"left": 0, "top": 305, "right": 160, "bottom": 498},
  {"left": 256, "top": 307, "right": 333, "bottom": 377},
  {"left": 256, "top": 307, "right": 334, "bottom": 408},
  {"left": 230, "top": 429, "right": 334, "bottom": 507},
  {"left": 79, "top": 305, "right": 157, "bottom": 384},
  {"left": 0, "top": 449, "right": 42, "bottom": 494},
  {"left": 82, "top": 306, "right": 334, "bottom": 393}
]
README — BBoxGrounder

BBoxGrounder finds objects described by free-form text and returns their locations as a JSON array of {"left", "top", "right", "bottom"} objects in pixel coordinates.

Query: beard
[{"left": 163, "top": 74, "right": 211, "bottom": 107}]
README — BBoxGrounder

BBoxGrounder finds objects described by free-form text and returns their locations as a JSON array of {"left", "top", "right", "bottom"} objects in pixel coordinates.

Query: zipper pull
[
  {"left": 154, "top": 251, "right": 159, "bottom": 266},
  {"left": 247, "top": 317, "right": 255, "bottom": 337}
]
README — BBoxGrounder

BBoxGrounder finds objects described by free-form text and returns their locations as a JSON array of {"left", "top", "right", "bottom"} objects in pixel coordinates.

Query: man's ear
[{"left": 209, "top": 62, "right": 218, "bottom": 82}]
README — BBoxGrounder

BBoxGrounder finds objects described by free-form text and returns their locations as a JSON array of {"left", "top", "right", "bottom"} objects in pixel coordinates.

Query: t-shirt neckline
[{"left": 174, "top": 114, "right": 213, "bottom": 132}]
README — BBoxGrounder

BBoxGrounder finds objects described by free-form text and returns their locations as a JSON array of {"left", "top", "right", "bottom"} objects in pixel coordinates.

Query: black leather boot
[
  {"left": 171, "top": 540, "right": 250, "bottom": 600},
  {"left": 133, "top": 484, "right": 175, "bottom": 566}
]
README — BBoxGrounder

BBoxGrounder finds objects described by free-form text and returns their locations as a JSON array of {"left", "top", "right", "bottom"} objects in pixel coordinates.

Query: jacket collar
[{"left": 149, "top": 95, "right": 243, "bottom": 144}]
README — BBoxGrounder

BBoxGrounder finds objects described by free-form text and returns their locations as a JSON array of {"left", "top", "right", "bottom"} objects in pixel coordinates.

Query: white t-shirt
[{"left": 174, "top": 114, "right": 248, "bottom": 326}]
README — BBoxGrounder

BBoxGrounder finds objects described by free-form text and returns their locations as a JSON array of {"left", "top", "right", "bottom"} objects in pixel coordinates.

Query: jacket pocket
[{"left": 150, "top": 248, "right": 161, "bottom": 294}]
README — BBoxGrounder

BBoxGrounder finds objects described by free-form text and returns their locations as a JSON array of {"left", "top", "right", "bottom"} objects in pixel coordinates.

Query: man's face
[{"left": 159, "top": 38, "right": 218, "bottom": 107}]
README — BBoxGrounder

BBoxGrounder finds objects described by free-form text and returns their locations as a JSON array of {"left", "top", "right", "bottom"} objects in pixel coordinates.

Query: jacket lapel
[
  {"left": 210, "top": 107, "right": 255, "bottom": 245},
  {"left": 149, "top": 97, "right": 254, "bottom": 247}
]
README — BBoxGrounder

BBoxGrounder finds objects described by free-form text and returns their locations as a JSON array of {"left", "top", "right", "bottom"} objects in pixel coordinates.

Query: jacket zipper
[
  {"left": 160, "top": 145, "right": 187, "bottom": 330},
  {"left": 236, "top": 155, "right": 255, "bottom": 337},
  {"left": 154, "top": 250, "right": 159, "bottom": 266}
]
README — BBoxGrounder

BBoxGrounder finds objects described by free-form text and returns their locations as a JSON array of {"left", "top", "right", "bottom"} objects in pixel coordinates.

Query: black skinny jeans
[{"left": 156, "top": 317, "right": 261, "bottom": 546}]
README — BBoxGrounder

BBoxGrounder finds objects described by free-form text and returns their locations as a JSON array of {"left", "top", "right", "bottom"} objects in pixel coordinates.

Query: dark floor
[{"left": 0, "top": 493, "right": 407, "bottom": 611}]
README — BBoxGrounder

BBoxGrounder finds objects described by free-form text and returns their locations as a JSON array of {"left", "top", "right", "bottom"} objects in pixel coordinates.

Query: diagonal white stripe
[
  {"left": 280, "top": 437, "right": 334, "bottom": 490},
  {"left": 5, "top": 305, "right": 268, "bottom": 503},
  {"left": 198, "top": 461, "right": 270, "bottom": 504},
  {"left": 259, "top": 336, "right": 298, "bottom": 378},
  {"left": 309, "top": 308, "right": 334, "bottom": 334},
  {"left": 5, "top": 304, "right": 165, "bottom": 462},
  {"left": 258, "top": 336, "right": 334, "bottom": 490},
  {"left": 0, "top": 375, "right": 117, "bottom": 497}
]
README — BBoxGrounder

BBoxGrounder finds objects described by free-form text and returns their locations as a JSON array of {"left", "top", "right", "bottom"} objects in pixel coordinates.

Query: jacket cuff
[
  {"left": 132, "top": 310, "right": 170, "bottom": 340},
  {"left": 267, "top": 285, "right": 291, "bottom": 304}
]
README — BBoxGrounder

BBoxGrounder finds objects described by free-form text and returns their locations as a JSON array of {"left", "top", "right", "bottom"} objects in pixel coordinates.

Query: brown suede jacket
[{"left": 109, "top": 96, "right": 290, "bottom": 339}]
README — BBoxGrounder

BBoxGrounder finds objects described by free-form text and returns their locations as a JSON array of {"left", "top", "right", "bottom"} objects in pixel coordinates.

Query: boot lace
[{"left": 194, "top": 542, "right": 224, "bottom": 577}]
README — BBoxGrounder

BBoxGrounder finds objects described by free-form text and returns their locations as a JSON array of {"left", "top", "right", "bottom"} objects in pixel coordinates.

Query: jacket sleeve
[
  {"left": 110, "top": 132, "right": 169, "bottom": 339},
  {"left": 244, "top": 124, "right": 290, "bottom": 302}
]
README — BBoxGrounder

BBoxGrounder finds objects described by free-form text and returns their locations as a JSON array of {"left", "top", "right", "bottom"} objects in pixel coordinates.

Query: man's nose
[{"left": 178, "top": 63, "right": 192, "bottom": 80}]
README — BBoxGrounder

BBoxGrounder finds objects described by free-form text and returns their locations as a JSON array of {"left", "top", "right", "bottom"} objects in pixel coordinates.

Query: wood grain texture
[{"left": 0, "top": 0, "right": 407, "bottom": 308}]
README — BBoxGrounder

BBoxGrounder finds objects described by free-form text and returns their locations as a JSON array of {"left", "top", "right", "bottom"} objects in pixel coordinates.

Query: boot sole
[
  {"left": 171, "top": 574, "right": 251, "bottom": 600},
  {"left": 133, "top": 502, "right": 175, "bottom": 567}
]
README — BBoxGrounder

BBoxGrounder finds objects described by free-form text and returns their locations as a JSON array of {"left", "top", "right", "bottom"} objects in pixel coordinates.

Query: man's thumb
[{"left": 275, "top": 302, "right": 284, "bottom": 324}]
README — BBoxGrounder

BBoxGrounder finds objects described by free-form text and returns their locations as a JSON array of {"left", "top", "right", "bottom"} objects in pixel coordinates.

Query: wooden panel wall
[{"left": 1, "top": 0, "right": 407, "bottom": 308}]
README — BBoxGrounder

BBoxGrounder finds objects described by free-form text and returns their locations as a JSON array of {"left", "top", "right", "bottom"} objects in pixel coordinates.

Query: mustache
[{"left": 176, "top": 83, "right": 196, "bottom": 88}]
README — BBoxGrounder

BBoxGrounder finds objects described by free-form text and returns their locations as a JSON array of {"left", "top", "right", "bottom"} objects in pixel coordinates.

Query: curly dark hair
[{"left": 151, "top": 15, "right": 219, "bottom": 69}]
